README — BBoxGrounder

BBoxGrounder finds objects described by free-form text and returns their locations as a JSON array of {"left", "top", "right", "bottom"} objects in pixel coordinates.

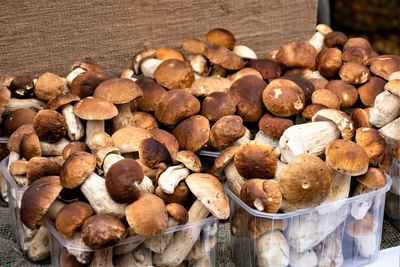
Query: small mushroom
[
  {"left": 369, "top": 55, "right": 400, "bottom": 80},
  {"left": 172, "top": 115, "right": 210, "bottom": 152},
  {"left": 154, "top": 59, "right": 195, "bottom": 90},
  {"left": 203, "top": 44, "right": 244, "bottom": 70},
  {"left": 9, "top": 75, "right": 34, "bottom": 98},
  {"left": 240, "top": 179, "right": 282, "bottom": 213},
  {"left": 311, "top": 89, "right": 340, "bottom": 110},
  {"left": 206, "top": 28, "right": 236, "bottom": 49},
  {"left": 158, "top": 164, "right": 190, "bottom": 194},
  {"left": 317, "top": 47, "right": 343, "bottom": 78},
  {"left": 131, "top": 48, "right": 157, "bottom": 75},
  {"left": 324, "top": 31, "right": 348, "bottom": 48},
  {"left": 357, "top": 77, "right": 386, "bottom": 107},
  {"left": 233, "top": 45, "right": 257, "bottom": 59},
  {"left": 312, "top": 108, "right": 355, "bottom": 140},
  {"left": 229, "top": 67, "right": 263, "bottom": 82},
  {"left": 342, "top": 37, "right": 372, "bottom": 64},
  {"left": 355, "top": 127, "right": 386, "bottom": 166},
  {"left": 60, "top": 151, "right": 96, "bottom": 189},
  {"left": 34, "top": 72, "right": 66, "bottom": 101},
  {"left": 111, "top": 127, "right": 152, "bottom": 154},
  {"left": 276, "top": 41, "right": 317, "bottom": 69},
  {"left": 155, "top": 47, "right": 185, "bottom": 61},
  {"left": 325, "top": 79, "right": 359, "bottom": 108},
  {"left": 209, "top": 115, "right": 246, "bottom": 150},
  {"left": 339, "top": 62, "right": 370, "bottom": 84},
  {"left": 351, "top": 108, "right": 371, "bottom": 129},
  {"left": 258, "top": 113, "right": 293, "bottom": 140},
  {"left": 173, "top": 150, "right": 202, "bottom": 173},
  {"left": 33, "top": 109, "right": 68, "bottom": 143},
  {"left": 26, "top": 156, "right": 60, "bottom": 183},
  {"left": 247, "top": 59, "right": 282, "bottom": 80},
  {"left": 190, "top": 76, "right": 232, "bottom": 97},
  {"left": 256, "top": 230, "right": 289, "bottom": 267},
  {"left": 135, "top": 77, "right": 167, "bottom": 112}
]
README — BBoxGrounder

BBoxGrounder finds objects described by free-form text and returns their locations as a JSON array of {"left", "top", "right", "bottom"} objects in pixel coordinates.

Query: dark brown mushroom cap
[
  {"left": 230, "top": 75, "right": 266, "bottom": 121},
  {"left": 201, "top": 92, "right": 237, "bottom": 121},
  {"left": 155, "top": 89, "right": 200, "bottom": 127},
  {"left": 262, "top": 78, "right": 305, "bottom": 117},
  {"left": 209, "top": 115, "right": 246, "bottom": 150},
  {"left": 33, "top": 109, "right": 67, "bottom": 143},
  {"left": 82, "top": 214, "right": 126, "bottom": 249},
  {"left": 105, "top": 158, "right": 144, "bottom": 203},
  {"left": 3, "top": 108, "right": 37, "bottom": 135},
  {"left": 302, "top": 103, "right": 328, "bottom": 120},
  {"left": 172, "top": 115, "right": 210, "bottom": 152},
  {"left": 324, "top": 80, "right": 359, "bottom": 108},
  {"left": 240, "top": 179, "right": 282, "bottom": 213},
  {"left": 150, "top": 128, "right": 180, "bottom": 157},
  {"left": 357, "top": 77, "right": 386, "bottom": 107},
  {"left": 155, "top": 182, "right": 190, "bottom": 206},
  {"left": 342, "top": 38, "right": 372, "bottom": 64},
  {"left": 60, "top": 151, "right": 97, "bottom": 189},
  {"left": 247, "top": 59, "right": 282, "bottom": 80},
  {"left": 55, "top": 201, "right": 94, "bottom": 239},
  {"left": 47, "top": 92, "right": 81, "bottom": 111},
  {"left": 323, "top": 31, "right": 348, "bottom": 48},
  {"left": 281, "top": 72, "right": 315, "bottom": 101},
  {"left": 153, "top": 59, "right": 195, "bottom": 90},
  {"left": 166, "top": 203, "right": 189, "bottom": 224},
  {"left": 206, "top": 28, "right": 236, "bottom": 49},
  {"left": 136, "top": 77, "right": 167, "bottom": 112},
  {"left": 277, "top": 154, "right": 331, "bottom": 210},
  {"left": 70, "top": 70, "right": 108, "bottom": 98},
  {"left": 125, "top": 193, "right": 168, "bottom": 237},
  {"left": 355, "top": 128, "right": 386, "bottom": 166},
  {"left": 346, "top": 212, "right": 377, "bottom": 238},
  {"left": 20, "top": 133, "right": 42, "bottom": 160},
  {"left": 94, "top": 78, "right": 143, "bottom": 104},
  {"left": 369, "top": 56, "right": 400, "bottom": 80},
  {"left": 20, "top": 175, "right": 63, "bottom": 229},
  {"left": 62, "top": 141, "right": 89, "bottom": 160},
  {"left": 325, "top": 139, "right": 369, "bottom": 176},
  {"left": 258, "top": 113, "right": 294, "bottom": 139},
  {"left": 317, "top": 47, "right": 343, "bottom": 79},
  {"left": 139, "top": 138, "right": 171, "bottom": 169},
  {"left": 0, "top": 86, "right": 11, "bottom": 117},
  {"left": 73, "top": 97, "right": 118, "bottom": 120},
  {"left": 276, "top": 41, "right": 317, "bottom": 69},
  {"left": 26, "top": 156, "right": 60, "bottom": 183},
  {"left": 7, "top": 123, "right": 35, "bottom": 153},
  {"left": 234, "top": 143, "right": 277, "bottom": 179},
  {"left": 203, "top": 44, "right": 245, "bottom": 70},
  {"left": 9, "top": 75, "right": 34, "bottom": 98},
  {"left": 34, "top": 72, "right": 65, "bottom": 101},
  {"left": 356, "top": 167, "right": 387, "bottom": 188},
  {"left": 339, "top": 62, "right": 370, "bottom": 84}
]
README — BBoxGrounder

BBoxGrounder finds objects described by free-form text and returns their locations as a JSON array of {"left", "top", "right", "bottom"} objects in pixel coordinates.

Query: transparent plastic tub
[
  {"left": 385, "top": 158, "right": 400, "bottom": 230},
  {"left": 44, "top": 215, "right": 219, "bottom": 267},
  {"left": 225, "top": 176, "right": 392, "bottom": 267}
]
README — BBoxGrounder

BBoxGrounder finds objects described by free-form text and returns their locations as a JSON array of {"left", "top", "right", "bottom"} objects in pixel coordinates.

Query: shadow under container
[{"left": 226, "top": 176, "right": 392, "bottom": 267}]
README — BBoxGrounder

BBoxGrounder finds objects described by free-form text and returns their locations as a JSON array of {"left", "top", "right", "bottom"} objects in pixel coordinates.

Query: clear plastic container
[
  {"left": 385, "top": 158, "right": 400, "bottom": 230},
  {"left": 44, "top": 215, "right": 219, "bottom": 267},
  {"left": 225, "top": 176, "right": 392, "bottom": 267}
]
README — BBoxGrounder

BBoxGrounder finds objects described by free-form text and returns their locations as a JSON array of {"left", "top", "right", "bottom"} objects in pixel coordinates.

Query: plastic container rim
[{"left": 0, "top": 156, "right": 25, "bottom": 193}]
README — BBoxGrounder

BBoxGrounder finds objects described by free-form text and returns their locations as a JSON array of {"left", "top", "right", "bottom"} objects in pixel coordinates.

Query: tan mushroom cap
[
  {"left": 312, "top": 109, "right": 355, "bottom": 140},
  {"left": 7, "top": 123, "right": 35, "bottom": 153},
  {"left": 356, "top": 167, "right": 387, "bottom": 188},
  {"left": 172, "top": 115, "right": 210, "bottom": 152},
  {"left": 70, "top": 70, "right": 108, "bottom": 98},
  {"left": 277, "top": 154, "right": 331, "bottom": 211},
  {"left": 125, "top": 193, "right": 168, "bottom": 237},
  {"left": 302, "top": 103, "right": 328, "bottom": 120},
  {"left": 190, "top": 76, "right": 232, "bottom": 97},
  {"left": 55, "top": 201, "right": 94, "bottom": 239},
  {"left": 95, "top": 146, "right": 120, "bottom": 167},
  {"left": 355, "top": 128, "right": 386, "bottom": 166},
  {"left": 259, "top": 113, "right": 294, "bottom": 139},
  {"left": 9, "top": 160, "right": 28, "bottom": 176},
  {"left": 73, "top": 96, "right": 118, "bottom": 120},
  {"left": 247, "top": 59, "right": 282, "bottom": 80},
  {"left": 339, "top": 62, "right": 370, "bottom": 84},
  {"left": 0, "top": 86, "right": 11, "bottom": 117},
  {"left": 317, "top": 47, "right": 343, "bottom": 78},
  {"left": 34, "top": 72, "right": 65, "bottom": 101},
  {"left": 384, "top": 79, "right": 400, "bottom": 97},
  {"left": 33, "top": 109, "right": 67, "bottom": 143},
  {"left": 209, "top": 115, "right": 245, "bottom": 150},
  {"left": 82, "top": 214, "right": 126, "bottom": 249},
  {"left": 60, "top": 151, "right": 97, "bottom": 189},
  {"left": 166, "top": 203, "right": 189, "bottom": 224},
  {"left": 311, "top": 89, "right": 341, "bottom": 110},
  {"left": 240, "top": 179, "right": 282, "bottom": 213},
  {"left": 342, "top": 37, "right": 372, "bottom": 64},
  {"left": 276, "top": 41, "right": 317, "bottom": 69},
  {"left": 346, "top": 212, "right": 378, "bottom": 238},
  {"left": 86, "top": 131, "right": 113, "bottom": 153},
  {"left": 201, "top": 92, "right": 237, "bottom": 121},
  {"left": 47, "top": 92, "right": 81, "bottom": 111},
  {"left": 370, "top": 55, "right": 400, "bottom": 80},
  {"left": 351, "top": 108, "right": 371, "bottom": 129},
  {"left": 153, "top": 59, "right": 195, "bottom": 90},
  {"left": 71, "top": 59, "right": 106, "bottom": 74},
  {"left": 325, "top": 139, "right": 369, "bottom": 176},
  {"left": 111, "top": 127, "right": 152, "bottom": 153},
  {"left": 20, "top": 133, "right": 42, "bottom": 160},
  {"left": 181, "top": 38, "right": 208, "bottom": 55},
  {"left": 94, "top": 78, "right": 143, "bottom": 104},
  {"left": 213, "top": 145, "right": 240, "bottom": 178},
  {"left": 203, "top": 44, "right": 244, "bottom": 70},
  {"left": 325, "top": 80, "right": 359, "bottom": 108},
  {"left": 139, "top": 137, "right": 171, "bottom": 169},
  {"left": 185, "top": 173, "right": 230, "bottom": 219},
  {"left": 173, "top": 150, "right": 202, "bottom": 173},
  {"left": 281, "top": 72, "right": 315, "bottom": 101},
  {"left": 155, "top": 47, "right": 185, "bottom": 61},
  {"left": 229, "top": 68, "right": 263, "bottom": 83},
  {"left": 132, "top": 111, "right": 159, "bottom": 129},
  {"left": 206, "top": 28, "right": 236, "bottom": 49},
  {"left": 234, "top": 143, "right": 277, "bottom": 179},
  {"left": 62, "top": 141, "right": 89, "bottom": 160},
  {"left": 155, "top": 182, "right": 190, "bottom": 206},
  {"left": 324, "top": 31, "right": 348, "bottom": 48},
  {"left": 3, "top": 108, "right": 37, "bottom": 135},
  {"left": 136, "top": 77, "right": 167, "bottom": 112},
  {"left": 20, "top": 175, "right": 63, "bottom": 229},
  {"left": 26, "top": 156, "right": 60, "bottom": 183},
  {"left": 150, "top": 128, "right": 180, "bottom": 157},
  {"left": 262, "top": 78, "right": 305, "bottom": 117}
]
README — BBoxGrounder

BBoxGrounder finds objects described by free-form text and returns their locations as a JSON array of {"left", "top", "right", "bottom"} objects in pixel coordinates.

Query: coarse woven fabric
[{"left": 0, "top": 0, "right": 317, "bottom": 78}]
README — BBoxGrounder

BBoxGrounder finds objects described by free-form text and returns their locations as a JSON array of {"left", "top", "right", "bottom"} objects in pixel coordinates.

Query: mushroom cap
[
  {"left": 55, "top": 201, "right": 94, "bottom": 239},
  {"left": 20, "top": 133, "right": 42, "bottom": 160},
  {"left": 230, "top": 75, "right": 266, "bottom": 121},
  {"left": 86, "top": 131, "right": 113, "bottom": 153},
  {"left": 153, "top": 59, "right": 195, "bottom": 90},
  {"left": 3, "top": 108, "right": 37, "bottom": 135},
  {"left": 325, "top": 80, "right": 359, "bottom": 108},
  {"left": 94, "top": 78, "right": 143, "bottom": 104},
  {"left": 73, "top": 96, "right": 118, "bottom": 120},
  {"left": 34, "top": 109, "right": 67, "bottom": 143},
  {"left": 350, "top": 108, "right": 371, "bottom": 129},
  {"left": 209, "top": 115, "right": 246, "bottom": 150},
  {"left": 312, "top": 108, "right": 355, "bottom": 140},
  {"left": 125, "top": 193, "right": 168, "bottom": 237},
  {"left": 166, "top": 203, "right": 189, "bottom": 224},
  {"left": 34, "top": 72, "right": 65, "bottom": 101},
  {"left": 356, "top": 167, "right": 387, "bottom": 188},
  {"left": 190, "top": 76, "right": 232, "bottom": 97},
  {"left": 111, "top": 127, "right": 152, "bottom": 153},
  {"left": 247, "top": 59, "right": 282, "bottom": 80},
  {"left": 240, "top": 179, "right": 282, "bottom": 213},
  {"left": 150, "top": 128, "right": 179, "bottom": 157},
  {"left": 203, "top": 44, "right": 245, "bottom": 70},
  {"left": 258, "top": 113, "right": 294, "bottom": 139},
  {"left": 323, "top": 31, "right": 348, "bottom": 48},
  {"left": 206, "top": 28, "right": 236, "bottom": 49},
  {"left": 131, "top": 111, "right": 159, "bottom": 129},
  {"left": 181, "top": 38, "right": 208, "bottom": 55},
  {"left": 342, "top": 37, "right": 371, "bottom": 64},
  {"left": 0, "top": 86, "right": 11, "bottom": 117},
  {"left": 62, "top": 141, "right": 89, "bottom": 160},
  {"left": 346, "top": 212, "right": 377, "bottom": 238},
  {"left": 105, "top": 158, "right": 144, "bottom": 203},
  {"left": 7, "top": 123, "right": 35, "bottom": 153},
  {"left": 229, "top": 68, "right": 263, "bottom": 83},
  {"left": 172, "top": 115, "right": 210, "bottom": 152},
  {"left": 355, "top": 128, "right": 386, "bottom": 166},
  {"left": 262, "top": 78, "right": 305, "bottom": 117},
  {"left": 370, "top": 55, "right": 400, "bottom": 80},
  {"left": 186, "top": 173, "right": 230, "bottom": 219},
  {"left": 155, "top": 181, "right": 190, "bottom": 206},
  {"left": 155, "top": 89, "right": 200, "bottom": 127},
  {"left": 317, "top": 47, "right": 343, "bottom": 78},
  {"left": 201, "top": 92, "right": 236, "bottom": 121},
  {"left": 70, "top": 70, "right": 108, "bottom": 98},
  {"left": 26, "top": 156, "right": 60, "bottom": 183},
  {"left": 139, "top": 137, "right": 171, "bottom": 169},
  {"left": 213, "top": 145, "right": 240, "bottom": 178},
  {"left": 20, "top": 175, "right": 63, "bottom": 229},
  {"left": 281, "top": 72, "right": 315, "bottom": 101},
  {"left": 71, "top": 59, "right": 106, "bottom": 74},
  {"left": 325, "top": 139, "right": 369, "bottom": 176},
  {"left": 135, "top": 77, "right": 167, "bottom": 112},
  {"left": 339, "top": 62, "right": 370, "bottom": 84},
  {"left": 155, "top": 47, "right": 185, "bottom": 61},
  {"left": 9, "top": 75, "right": 34, "bottom": 98},
  {"left": 302, "top": 103, "right": 328, "bottom": 120},
  {"left": 60, "top": 151, "right": 97, "bottom": 189},
  {"left": 311, "top": 89, "right": 341, "bottom": 110},
  {"left": 385, "top": 79, "right": 400, "bottom": 97},
  {"left": 277, "top": 154, "right": 331, "bottom": 210},
  {"left": 234, "top": 143, "right": 277, "bottom": 179},
  {"left": 9, "top": 160, "right": 28, "bottom": 176},
  {"left": 47, "top": 92, "right": 81, "bottom": 111},
  {"left": 276, "top": 41, "right": 317, "bottom": 69},
  {"left": 173, "top": 150, "right": 202, "bottom": 173},
  {"left": 95, "top": 146, "right": 120, "bottom": 167},
  {"left": 82, "top": 214, "right": 126, "bottom": 249}
]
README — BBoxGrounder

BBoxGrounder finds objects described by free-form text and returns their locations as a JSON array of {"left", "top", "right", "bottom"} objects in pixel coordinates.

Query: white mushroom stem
[
  {"left": 4, "top": 98, "right": 46, "bottom": 114},
  {"left": 22, "top": 224, "right": 38, "bottom": 243},
  {"left": 315, "top": 229, "right": 344, "bottom": 267},
  {"left": 388, "top": 71, "right": 400, "bottom": 81},
  {"left": 61, "top": 104, "right": 84, "bottom": 141},
  {"left": 224, "top": 161, "right": 246, "bottom": 196},
  {"left": 233, "top": 45, "right": 258, "bottom": 59},
  {"left": 351, "top": 184, "right": 375, "bottom": 220},
  {"left": 67, "top": 232, "right": 94, "bottom": 264},
  {"left": 114, "top": 238, "right": 144, "bottom": 255},
  {"left": 89, "top": 247, "right": 114, "bottom": 267},
  {"left": 186, "top": 232, "right": 217, "bottom": 260},
  {"left": 25, "top": 225, "right": 50, "bottom": 262},
  {"left": 158, "top": 164, "right": 190, "bottom": 194},
  {"left": 275, "top": 160, "right": 287, "bottom": 177},
  {"left": 140, "top": 58, "right": 163, "bottom": 78},
  {"left": 40, "top": 138, "right": 70, "bottom": 156},
  {"left": 309, "top": 31, "right": 325, "bottom": 53},
  {"left": 103, "top": 153, "right": 125, "bottom": 175},
  {"left": 152, "top": 200, "right": 210, "bottom": 266},
  {"left": 353, "top": 232, "right": 377, "bottom": 257},
  {"left": 369, "top": 91, "right": 400, "bottom": 128},
  {"left": 80, "top": 172, "right": 126, "bottom": 218},
  {"left": 256, "top": 230, "right": 289, "bottom": 267},
  {"left": 254, "top": 130, "right": 279, "bottom": 148},
  {"left": 232, "top": 127, "right": 251, "bottom": 146},
  {"left": 66, "top": 67, "right": 86, "bottom": 85},
  {"left": 85, "top": 120, "right": 105, "bottom": 143},
  {"left": 114, "top": 245, "right": 152, "bottom": 267},
  {"left": 289, "top": 249, "right": 318, "bottom": 267},
  {"left": 319, "top": 170, "right": 351, "bottom": 215},
  {"left": 47, "top": 199, "right": 66, "bottom": 220},
  {"left": 0, "top": 172, "right": 8, "bottom": 202},
  {"left": 144, "top": 217, "right": 179, "bottom": 253},
  {"left": 139, "top": 176, "right": 154, "bottom": 194},
  {"left": 113, "top": 103, "right": 136, "bottom": 132},
  {"left": 193, "top": 255, "right": 213, "bottom": 267},
  {"left": 379, "top": 117, "right": 400, "bottom": 141}
]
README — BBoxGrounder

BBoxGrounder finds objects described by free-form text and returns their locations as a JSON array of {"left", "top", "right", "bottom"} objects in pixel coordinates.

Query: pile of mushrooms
[{"left": 0, "top": 23, "right": 398, "bottom": 266}]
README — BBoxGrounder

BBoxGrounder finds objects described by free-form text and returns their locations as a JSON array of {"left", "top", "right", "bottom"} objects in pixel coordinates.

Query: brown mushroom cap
[
  {"left": 206, "top": 28, "right": 236, "bottom": 49},
  {"left": 311, "top": 89, "right": 341, "bottom": 110},
  {"left": 20, "top": 175, "right": 63, "bottom": 229},
  {"left": 351, "top": 108, "right": 371, "bottom": 129},
  {"left": 357, "top": 77, "right": 386, "bottom": 107},
  {"left": 135, "top": 77, "right": 167, "bottom": 112},
  {"left": 324, "top": 31, "right": 348, "bottom": 48},
  {"left": 62, "top": 141, "right": 89, "bottom": 159},
  {"left": 302, "top": 103, "right": 328, "bottom": 120},
  {"left": 153, "top": 59, "right": 195, "bottom": 90},
  {"left": 131, "top": 111, "right": 158, "bottom": 130},
  {"left": 9, "top": 75, "right": 34, "bottom": 98},
  {"left": 356, "top": 167, "right": 387, "bottom": 188},
  {"left": 240, "top": 179, "right": 282, "bottom": 213},
  {"left": 33, "top": 109, "right": 67, "bottom": 143},
  {"left": 3, "top": 108, "right": 37, "bottom": 135},
  {"left": 105, "top": 158, "right": 144, "bottom": 203},
  {"left": 181, "top": 38, "right": 208, "bottom": 55},
  {"left": 229, "top": 68, "right": 263, "bottom": 82},
  {"left": 94, "top": 78, "right": 143, "bottom": 104},
  {"left": 325, "top": 139, "right": 369, "bottom": 176},
  {"left": 125, "top": 193, "right": 168, "bottom": 237},
  {"left": 111, "top": 127, "right": 152, "bottom": 153},
  {"left": 34, "top": 72, "right": 65, "bottom": 101},
  {"left": 201, "top": 92, "right": 236, "bottom": 121},
  {"left": 172, "top": 115, "right": 210, "bottom": 152},
  {"left": 209, "top": 115, "right": 245, "bottom": 150},
  {"left": 277, "top": 154, "right": 331, "bottom": 211},
  {"left": 369, "top": 56, "right": 400, "bottom": 80},
  {"left": 339, "top": 62, "right": 370, "bottom": 84},
  {"left": 173, "top": 150, "right": 202, "bottom": 173},
  {"left": 312, "top": 108, "right": 355, "bottom": 140},
  {"left": 342, "top": 38, "right": 372, "bottom": 64},
  {"left": 150, "top": 128, "right": 180, "bottom": 157},
  {"left": 281, "top": 72, "right": 315, "bottom": 101},
  {"left": 7, "top": 123, "right": 35, "bottom": 153},
  {"left": 9, "top": 160, "right": 28, "bottom": 176},
  {"left": 55, "top": 201, "right": 94, "bottom": 239},
  {"left": 384, "top": 79, "right": 400, "bottom": 97},
  {"left": 70, "top": 70, "right": 108, "bottom": 98},
  {"left": 258, "top": 113, "right": 294, "bottom": 139},
  {"left": 230, "top": 75, "right": 266, "bottom": 121},
  {"left": 190, "top": 76, "right": 232, "bottom": 97},
  {"left": 213, "top": 145, "right": 240, "bottom": 178},
  {"left": 155, "top": 181, "right": 190, "bottom": 206},
  {"left": 139, "top": 137, "right": 171, "bottom": 169},
  {"left": 346, "top": 212, "right": 377, "bottom": 238},
  {"left": 234, "top": 143, "right": 277, "bottom": 179},
  {"left": 262, "top": 78, "right": 305, "bottom": 117},
  {"left": 166, "top": 203, "right": 189, "bottom": 224},
  {"left": 324, "top": 80, "right": 359, "bottom": 108},
  {"left": 26, "top": 156, "right": 60, "bottom": 183},
  {"left": 73, "top": 97, "right": 118, "bottom": 120},
  {"left": 247, "top": 59, "right": 282, "bottom": 80},
  {"left": 203, "top": 44, "right": 245, "bottom": 70},
  {"left": 82, "top": 214, "right": 126, "bottom": 249},
  {"left": 317, "top": 47, "right": 343, "bottom": 78},
  {"left": 0, "top": 86, "right": 11, "bottom": 117},
  {"left": 20, "top": 132, "right": 42, "bottom": 160},
  {"left": 47, "top": 92, "right": 81, "bottom": 111},
  {"left": 276, "top": 41, "right": 317, "bottom": 69},
  {"left": 155, "top": 89, "right": 200, "bottom": 127},
  {"left": 86, "top": 131, "right": 113, "bottom": 153},
  {"left": 155, "top": 47, "right": 185, "bottom": 61},
  {"left": 60, "top": 151, "right": 97, "bottom": 189},
  {"left": 355, "top": 128, "right": 386, "bottom": 166}
]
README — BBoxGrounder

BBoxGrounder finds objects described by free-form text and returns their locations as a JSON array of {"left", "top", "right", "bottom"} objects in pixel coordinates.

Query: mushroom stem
[
  {"left": 308, "top": 31, "right": 325, "bottom": 53},
  {"left": 192, "top": 255, "right": 213, "bottom": 267},
  {"left": 86, "top": 120, "right": 105, "bottom": 143},
  {"left": 114, "top": 245, "right": 152, "bottom": 267},
  {"left": 350, "top": 184, "right": 375, "bottom": 220},
  {"left": 319, "top": 169, "right": 351, "bottom": 214},
  {"left": 112, "top": 103, "right": 136, "bottom": 132},
  {"left": 0, "top": 172, "right": 7, "bottom": 202},
  {"left": 139, "top": 176, "right": 154, "bottom": 194},
  {"left": 315, "top": 229, "right": 344, "bottom": 267},
  {"left": 158, "top": 164, "right": 190, "bottom": 194},
  {"left": 7, "top": 151, "right": 20, "bottom": 170},
  {"left": 40, "top": 138, "right": 70, "bottom": 156},
  {"left": 103, "top": 153, "right": 125, "bottom": 175},
  {"left": 369, "top": 91, "right": 400, "bottom": 128},
  {"left": 289, "top": 249, "right": 318, "bottom": 267},
  {"left": 25, "top": 225, "right": 50, "bottom": 262},
  {"left": 186, "top": 232, "right": 217, "bottom": 260},
  {"left": 353, "top": 233, "right": 377, "bottom": 257},
  {"left": 144, "top": 217, "right": 179, "bottom": 253},
  {"left": 66, "top": 67, "right": 86, "bottom": 85},
  {"left": 61, "top": 104, "right": 84, "bottom": 141},
  {"left": 224, "top": 161, "right": 246, "bottom": 196},
  {"left": 256, "top": 230, "right": 289, "bottom": 267},
  {"left": 379, "top": 117, "right": 400, "bottom": 141},
  {"left": 89, "top": 247, "right": 114, "bottom": 267},
  {"left": 4, "top": 98, "right": 46, "bottom": 114},
  {"left": 46, "top": 199, "right": 66, "bottom": 220}
]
